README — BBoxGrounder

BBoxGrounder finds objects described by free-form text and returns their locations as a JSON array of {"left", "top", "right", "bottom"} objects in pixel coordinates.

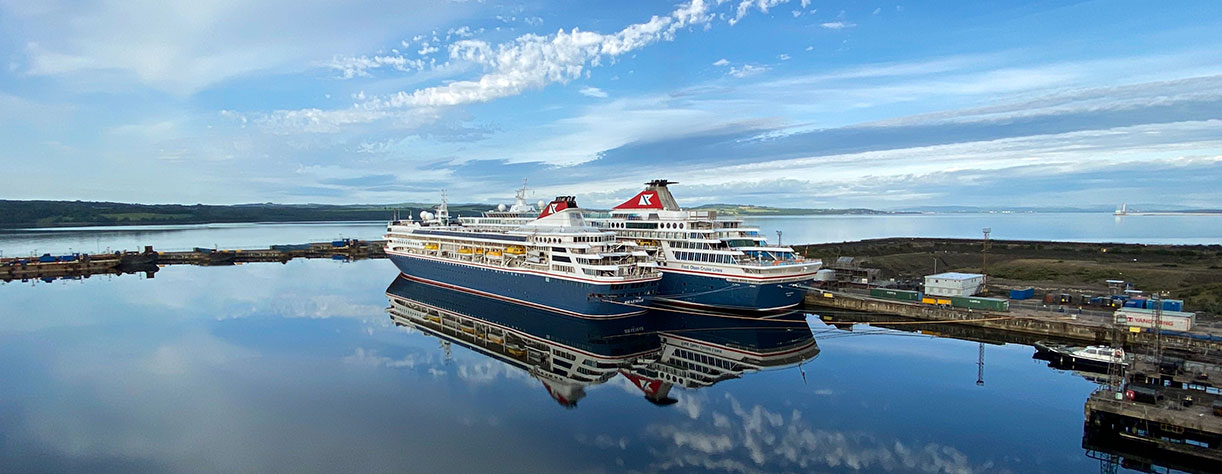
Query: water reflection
[{"left": 384, "top": 274, "right": 819, "bottom": 408}]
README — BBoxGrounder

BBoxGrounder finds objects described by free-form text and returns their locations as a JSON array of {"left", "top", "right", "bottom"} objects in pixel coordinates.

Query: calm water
[
  {"left": 1, "top": 257, "right": 1147, "bottom": 473},
  {"left": 2, "top": 213, "right": 1220, "bottom": 256},
  {"left": 1, "top": 216, "right": 1216, "bottom": 472}
]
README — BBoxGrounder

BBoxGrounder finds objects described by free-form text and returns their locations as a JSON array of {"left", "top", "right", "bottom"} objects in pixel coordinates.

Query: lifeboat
[
  {"left": 424, "top": 243, "right": 439, "bottom": 250},
  {"left": 458, "top": 247, "right": 474, "bottom": 255},
  {"left": 486, "top": 249, "right": 503, "bottom": 258},
  {"left": 505, "top": 245, "right": 526, "bottom": 255}
]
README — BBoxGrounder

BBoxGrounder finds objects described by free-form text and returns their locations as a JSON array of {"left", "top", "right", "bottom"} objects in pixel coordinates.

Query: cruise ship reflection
[
  {"left": 385, "top": 274, "right": 819, "bottom": 408},
  {"left": 621, "top": 311, "right": 820, "bottom": 405}
]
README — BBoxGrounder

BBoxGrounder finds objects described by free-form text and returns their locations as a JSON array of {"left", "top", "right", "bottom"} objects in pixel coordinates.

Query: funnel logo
[
  {"left": 614, "top": 190, "right": 663, "bottom": 210},
  {"left": 547, "top": 203, "right": 558, "bottom": 214}
]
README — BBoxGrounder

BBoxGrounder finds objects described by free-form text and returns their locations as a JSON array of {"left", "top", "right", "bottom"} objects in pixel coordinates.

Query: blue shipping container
[
  {"left": 1163, "top": 300, "right": 1183, "bottom": 312},
  {"left": 1009, "top": 288, "right": 1035, "bottom": 300},
  {"left": 1123, "top": 299, "right": 1144, "bottom": 308},
  {"left": 38, "top": 254, "right": 57, "bottom": 262}
]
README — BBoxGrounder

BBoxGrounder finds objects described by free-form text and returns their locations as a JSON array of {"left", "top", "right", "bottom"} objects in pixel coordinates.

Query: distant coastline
[
  {"left": 1114, "top": 211, "right": 1222, "bottom": 216},
  {"left": 0, "top": 200, "right": 489, "bottom": 229},
  {"left": 4, "top": 200, "right": 1218, "bottom": 229}
]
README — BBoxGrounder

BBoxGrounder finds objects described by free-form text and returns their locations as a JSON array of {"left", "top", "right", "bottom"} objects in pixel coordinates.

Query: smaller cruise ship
[
  {"left": 384, "top": 194, "right": 660, "bottom": 318},
  {"left": 621, "top": 311, "right": 819, "bottom": 404},
  {"left": 589, "top": 180, "right": 822, "bottom": 312}
]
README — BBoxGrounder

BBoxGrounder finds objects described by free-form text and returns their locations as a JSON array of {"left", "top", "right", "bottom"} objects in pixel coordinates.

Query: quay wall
[{"left": 806, "top": 290, "right": 1222, "bottom": 353}]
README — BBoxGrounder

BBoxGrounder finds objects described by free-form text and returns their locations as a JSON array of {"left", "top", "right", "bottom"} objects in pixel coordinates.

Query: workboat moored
[{"left": 1033, "top": 340, "right": 1128, "bottom": 371}]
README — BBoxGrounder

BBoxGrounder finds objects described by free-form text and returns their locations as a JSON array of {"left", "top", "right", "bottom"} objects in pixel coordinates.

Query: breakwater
[{"left": 1, "top": 239, "right": 387, "bottom": 282}]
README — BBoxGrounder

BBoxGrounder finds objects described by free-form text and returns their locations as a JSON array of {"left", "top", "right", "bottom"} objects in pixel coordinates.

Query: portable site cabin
[{"left": 923, "top": 272, "right": 985, "bottom": 298}]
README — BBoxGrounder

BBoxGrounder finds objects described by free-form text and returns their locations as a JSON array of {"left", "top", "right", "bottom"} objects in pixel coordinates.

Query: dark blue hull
[
  {"left": 388, "top": 252, "right": 657, "bottom": 318},
  {"left": 386, "top": 275, "right": 658, "bottom": 356},
  {"left": 655, "top": 270, "right": 811, "bottom": 313}
]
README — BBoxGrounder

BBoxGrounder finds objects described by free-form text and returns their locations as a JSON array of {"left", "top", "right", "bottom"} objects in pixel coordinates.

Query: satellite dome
[
  {"left": 537, "top": 200, "right": 546, "bottom": 209},
  {"left": 497, "top": 203, "right": 507, "bottom": 212},
  {"left": 420, "top": 211, "right": 434, "bottom": 220}
]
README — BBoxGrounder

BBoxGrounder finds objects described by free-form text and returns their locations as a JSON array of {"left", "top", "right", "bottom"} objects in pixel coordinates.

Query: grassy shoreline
[{"left": 794, "top": 237, "right": 1222, "bottom": 317}]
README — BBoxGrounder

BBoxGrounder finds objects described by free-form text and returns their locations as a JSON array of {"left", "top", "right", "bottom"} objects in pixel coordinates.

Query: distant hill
[
  {"left": 0, "top": 200, "right": 494, "bottom": 228},
  {"left": 690, "top": 204, "right": 909, "bottom": 216}
]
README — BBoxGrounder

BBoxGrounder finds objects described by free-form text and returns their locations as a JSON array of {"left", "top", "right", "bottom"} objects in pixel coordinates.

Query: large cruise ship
[
  {"left": 589, "top": 180, "right": 822, "bottom": 312},
  {"left": 384, "top": 194, "right": 660, "bottom": 318}
]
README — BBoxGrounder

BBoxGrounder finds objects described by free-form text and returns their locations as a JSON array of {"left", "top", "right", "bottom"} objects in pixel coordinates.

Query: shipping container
[
  {"left": 1009, "top": 288, "right": 1035, "bottom": 300},
  {"left": 1162, "top": 299, "right": 1184, "bottom": 312},
  {"left": 1123, "top": 299, "right": 1145, "bottom": 308},
  {"left": 1114, "top": 308, "right": 1195, "bottom": 331},
  {"left": 870, "top": 288, "right": 922, "bottom": 302},
  {"left": 949, "top": 296, "right": 1010, "bottom": 311},
  {"left": 271, "top": 244, "right": 312, "bottom": 251},
  {"left": 38, "top": 254, "right": 57, "bottom": 263}
]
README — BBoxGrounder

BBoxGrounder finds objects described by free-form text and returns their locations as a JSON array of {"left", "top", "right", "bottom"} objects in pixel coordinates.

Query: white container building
[{"left": 923, "top": 272, "right": 985, "bottom": 297}]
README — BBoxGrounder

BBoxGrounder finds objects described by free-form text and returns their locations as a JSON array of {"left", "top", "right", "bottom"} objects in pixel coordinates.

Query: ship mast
[{"left": 437, "top": 189, "right": 449, "bottom": 223}]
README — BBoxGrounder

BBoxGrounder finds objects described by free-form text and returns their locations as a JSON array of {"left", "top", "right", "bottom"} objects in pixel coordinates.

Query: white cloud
[
  {"left": 873, "top": 7, "right": 882, "bottom": 15},
  {"left": 800, "top": 0, "right": 811, "bottom": 7},
  {"left": 778, "top": 54, "right": 790, "bottom": 61},
  {"left": 579, "top": 86, "right": 609, "bottom": 98},
  {"left": 263, "top": 0, "right": 733, "bottom": 132},
  {"left": 713, "top": 58, "right": 730, "bottom": 66},
  {"left": 7, "top": 0, "right": 476, "bottom": 94},
  {"left": 729, "top": 64, "right": 768, "bottom": 78},
  {"left": 820, "top": 21, "right": 856, "bottom": 29},
  {"left": 327, "top": 54, "right": 425, "bottom": 79},
  {"left": 730, "top": 0, "right": 790, "bottom": 26}
]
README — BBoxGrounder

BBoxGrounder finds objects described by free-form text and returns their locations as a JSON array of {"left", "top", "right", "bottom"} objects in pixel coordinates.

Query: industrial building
[{"left": 924, "top": 272, "right": 985, "bottom": 297}]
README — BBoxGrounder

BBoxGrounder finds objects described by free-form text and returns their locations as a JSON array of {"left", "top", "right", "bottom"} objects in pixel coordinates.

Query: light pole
[{"left": 982, "top": 227, "right": 991, "bottom": 293}]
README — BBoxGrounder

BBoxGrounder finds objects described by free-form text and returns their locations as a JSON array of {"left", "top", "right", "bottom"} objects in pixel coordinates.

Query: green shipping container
[
  {"left": 949, "top": 296, "right": 1010, "bottom": 312},
  {"left": 870, "top": 288, "right": 923, "bottom": 302}
]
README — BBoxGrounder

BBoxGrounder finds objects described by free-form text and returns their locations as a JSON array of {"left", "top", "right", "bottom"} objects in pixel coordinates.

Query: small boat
[{"left": 1033, "top": 340, "right": 1127, "bottom": 371}]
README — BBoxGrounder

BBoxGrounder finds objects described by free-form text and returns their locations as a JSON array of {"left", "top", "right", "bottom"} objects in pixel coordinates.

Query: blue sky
[{"left": 2, "top": 0, "right": 1221, "bottom": 209}]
